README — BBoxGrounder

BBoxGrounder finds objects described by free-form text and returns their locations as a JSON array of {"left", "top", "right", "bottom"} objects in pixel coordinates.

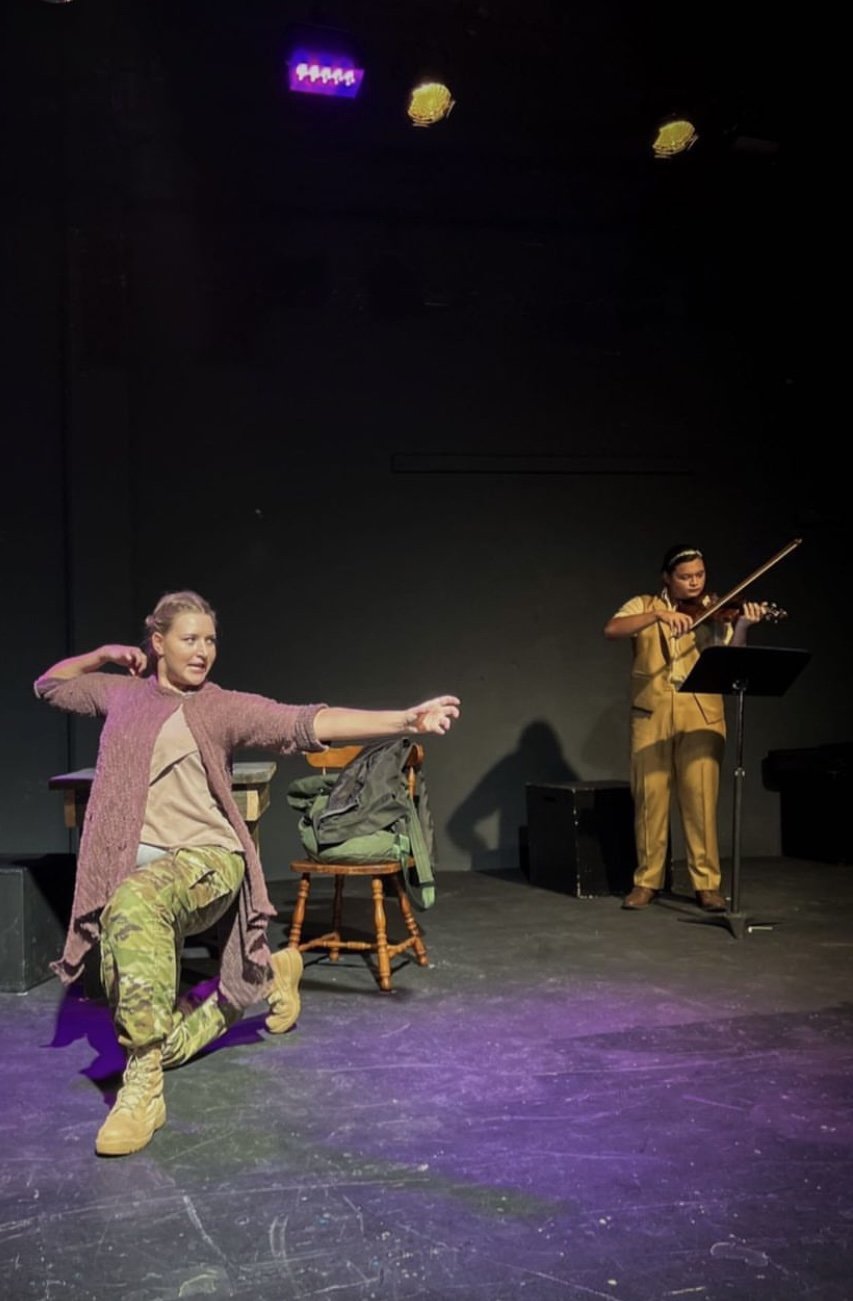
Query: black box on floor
[
  {"left": 0, "top": 855, "right": 75, "bottom": 992},
  {"left": 525, "top": 781, "right": 636, "bottom": 897},
  {"left": 763, "top": 744, "right": 853, "bottom": 864},
  {"left": 763, "top": 744, "right": 853, "bottom": 863}
]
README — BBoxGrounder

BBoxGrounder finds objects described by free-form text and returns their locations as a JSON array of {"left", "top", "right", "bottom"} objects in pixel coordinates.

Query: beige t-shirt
[{"left": 140, "top": 706, "right": 243, "bottom": 853}]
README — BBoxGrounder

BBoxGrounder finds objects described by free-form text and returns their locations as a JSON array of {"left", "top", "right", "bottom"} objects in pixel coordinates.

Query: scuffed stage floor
[{"left": 2, "top": 859, "right": 851, "bottom": 1300}]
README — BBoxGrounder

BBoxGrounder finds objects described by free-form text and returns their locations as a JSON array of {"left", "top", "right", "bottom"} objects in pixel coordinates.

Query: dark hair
[{"left": 661, "top": 544, "right": 704, "bottom": 574}]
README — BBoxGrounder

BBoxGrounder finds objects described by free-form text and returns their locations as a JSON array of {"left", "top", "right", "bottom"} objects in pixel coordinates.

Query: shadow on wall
[
  {"left": 579, "top": 696, "right": 630, "bottom": 777},
  {"left": 446, "top": 720, "right": 578, "bottom": 873}
]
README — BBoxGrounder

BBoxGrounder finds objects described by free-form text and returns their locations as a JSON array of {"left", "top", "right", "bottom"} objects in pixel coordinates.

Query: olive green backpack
[{"left": 286, "top": 738, "right": 437, "bottom": 909}]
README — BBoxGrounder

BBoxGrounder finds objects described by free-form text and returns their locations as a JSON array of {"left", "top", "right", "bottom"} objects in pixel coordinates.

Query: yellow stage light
[
  {"left": 407, "top": 82, "right": 455, "bottom": 128},
  {"left": 652, "top": 118, "right": 698, "bottom": 158}
]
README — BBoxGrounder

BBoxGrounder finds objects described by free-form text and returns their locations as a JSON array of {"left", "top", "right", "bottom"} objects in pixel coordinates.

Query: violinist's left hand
[{"left": 737, "top": 601, "right": 765, "bottom": 626}]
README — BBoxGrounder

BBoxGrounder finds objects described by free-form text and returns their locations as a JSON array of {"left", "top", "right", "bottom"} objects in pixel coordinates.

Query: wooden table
[{"left": 48, "top": 761, "right": 278, "bottom": 851}]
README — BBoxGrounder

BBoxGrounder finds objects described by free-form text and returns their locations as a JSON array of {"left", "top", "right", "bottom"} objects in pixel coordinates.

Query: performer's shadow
[
  {"left": 447, "top": 719, "right": 578, "bottom": 873},
  {"left": 47, "top": 972, "right": 269, "bottom": 1106},
  {"left": 48, "top": 982, "right": 125, "bottom": 1091}
]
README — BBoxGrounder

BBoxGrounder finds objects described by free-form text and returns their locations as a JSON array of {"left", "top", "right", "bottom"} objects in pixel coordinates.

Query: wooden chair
[{"left": 287, "top": 744, "right": 430, "bottom": 991}]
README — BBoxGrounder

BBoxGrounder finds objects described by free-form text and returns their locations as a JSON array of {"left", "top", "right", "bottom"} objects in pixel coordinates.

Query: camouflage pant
[{"left": 99, "top": 846, "right": 245, "bottom": 1054}]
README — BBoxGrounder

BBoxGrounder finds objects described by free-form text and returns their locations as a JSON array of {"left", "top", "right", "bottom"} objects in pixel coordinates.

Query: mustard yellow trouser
[
  {"left": 99, "top": 847, "right": 245, "bottom": 1052},
  {"left": 630, "top": 694, "right": 726, "bottom": 893}
]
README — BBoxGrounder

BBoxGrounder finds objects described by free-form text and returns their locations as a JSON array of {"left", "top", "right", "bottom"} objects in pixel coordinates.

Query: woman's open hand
[{"left": 405, "top": 695, "right": 461, "bottom": 735}]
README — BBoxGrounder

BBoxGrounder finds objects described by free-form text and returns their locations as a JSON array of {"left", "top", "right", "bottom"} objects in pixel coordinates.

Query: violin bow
[{"left": 690, "top": 537, "right": 803, "bottom": 630}]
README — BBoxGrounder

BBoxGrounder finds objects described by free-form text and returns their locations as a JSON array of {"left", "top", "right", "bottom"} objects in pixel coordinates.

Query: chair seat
[{"left": 291, "top": 859, "right": 402, "bottom": 877}]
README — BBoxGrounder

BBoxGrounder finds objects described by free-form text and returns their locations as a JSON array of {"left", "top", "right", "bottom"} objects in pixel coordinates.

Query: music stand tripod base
[
  {"left": 675, "top": 644, "right": 811, "bottom": 940},
  {"left": 679, "top": 909, "right": 781, "bottom": 939}
]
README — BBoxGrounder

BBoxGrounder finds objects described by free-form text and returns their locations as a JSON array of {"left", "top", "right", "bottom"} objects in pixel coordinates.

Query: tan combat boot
[
  {"left": 265, "top": 947, "right": 303, "bottom": 1034},
  {"left": 95, "top": 1045, "right": 166, "bottom": 1157}
]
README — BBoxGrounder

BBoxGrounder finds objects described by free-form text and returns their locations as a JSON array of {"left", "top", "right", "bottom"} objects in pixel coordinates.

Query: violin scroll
[{"left": 753, "top": 601, "right": 787, "bottom": 624}]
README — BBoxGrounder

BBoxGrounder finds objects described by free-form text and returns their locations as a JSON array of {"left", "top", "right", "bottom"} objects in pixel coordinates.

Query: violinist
[{"left": 603, "top": 544, "right": 765, "bottom": 913}]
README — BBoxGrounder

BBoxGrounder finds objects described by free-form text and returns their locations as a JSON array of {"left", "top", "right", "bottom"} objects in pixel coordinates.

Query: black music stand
[{"left": 677, "top": 645, "right": 811, "bottom": 938}]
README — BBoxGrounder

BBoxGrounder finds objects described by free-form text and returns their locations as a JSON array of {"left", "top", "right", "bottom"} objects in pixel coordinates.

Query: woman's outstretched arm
[{"left": 313, "top": 695, "right": 461, "bottom": 742}]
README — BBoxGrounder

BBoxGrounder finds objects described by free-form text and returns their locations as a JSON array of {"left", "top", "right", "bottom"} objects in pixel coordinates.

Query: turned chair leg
[
  {"left": 289, "top": 874, "right": 311, "bottom": 947},
  {"left": 392, "top": 875, "right": 429, "bottom": 966},
  {"left": 370, "top": 877, "right": 393, "bottom": 991},
  {"left": 329, "top": 876, "right": 344, "bottom": 962}
]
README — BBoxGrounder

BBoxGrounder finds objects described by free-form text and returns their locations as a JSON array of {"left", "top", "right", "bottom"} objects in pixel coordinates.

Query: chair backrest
[
  {"left": 305, "top": 745, "right": 363, "bottom": 772},
  {"left": 301, "top": 742, "right": 434, "bottom": 907}
]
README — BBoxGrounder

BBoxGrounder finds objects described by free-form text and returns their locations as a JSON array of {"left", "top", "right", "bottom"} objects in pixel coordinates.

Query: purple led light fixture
[{"left": 287, "top": 48, "right": 364, "bottom": 99}]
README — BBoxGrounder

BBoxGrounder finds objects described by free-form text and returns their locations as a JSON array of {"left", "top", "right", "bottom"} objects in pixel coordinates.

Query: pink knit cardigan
[{"left": 35, "top": 672, "right": 326, "bottom": 1008}]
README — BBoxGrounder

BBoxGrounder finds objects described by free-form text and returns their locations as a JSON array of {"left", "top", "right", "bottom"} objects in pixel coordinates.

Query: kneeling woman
[{"left": 35, "top": 590, "right": 460, "bottom": 1157}]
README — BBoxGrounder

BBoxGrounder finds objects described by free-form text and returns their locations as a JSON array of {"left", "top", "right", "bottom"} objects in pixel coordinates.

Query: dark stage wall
[{"left": 1, "top": 1, "right": 842, "bottom": 873}]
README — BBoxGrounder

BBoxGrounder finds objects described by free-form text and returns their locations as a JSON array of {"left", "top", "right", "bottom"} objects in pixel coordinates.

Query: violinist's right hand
[{"left": 657, "top": 608, "right": 694, "bottom": 637}]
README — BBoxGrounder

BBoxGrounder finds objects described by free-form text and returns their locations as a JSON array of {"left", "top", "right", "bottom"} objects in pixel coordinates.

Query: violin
[
  {"left": 676, "top": 594, "right": 788, "bottom": 624},
  {"left": 680, "top": 537, "right": 802, "bottom": 630}
]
